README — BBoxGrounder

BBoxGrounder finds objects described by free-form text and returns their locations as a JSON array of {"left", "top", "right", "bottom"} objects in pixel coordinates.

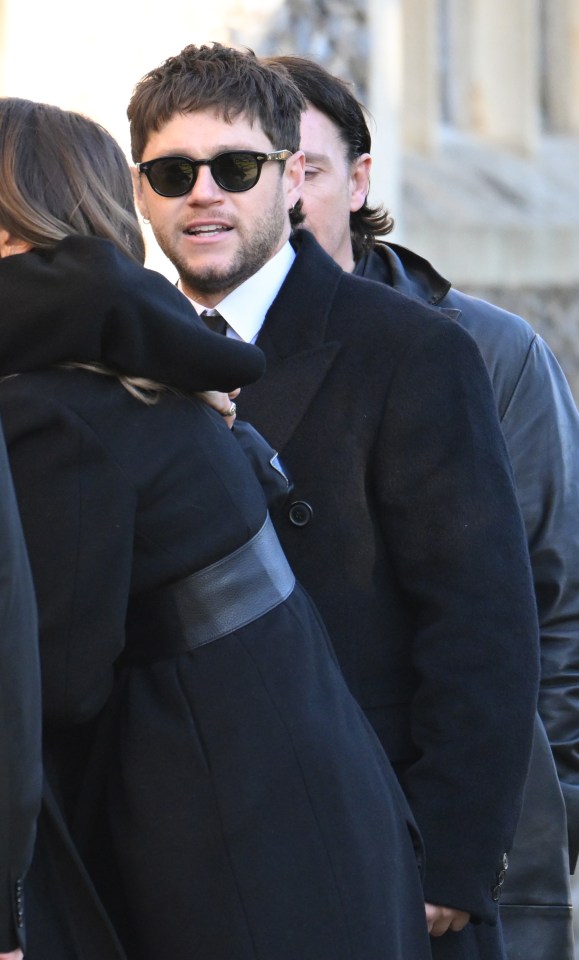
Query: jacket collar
[{"left": 356, "top": 241, "right": 453, "bottom": 307}]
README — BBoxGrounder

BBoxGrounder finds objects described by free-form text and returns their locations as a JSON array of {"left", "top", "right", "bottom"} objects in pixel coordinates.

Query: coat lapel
[
  {"left": 236, "top": 232, "right": 342, "bottom": 452},
  {"left": 238, "top": 340, "right": 340, "bottom": 452}
]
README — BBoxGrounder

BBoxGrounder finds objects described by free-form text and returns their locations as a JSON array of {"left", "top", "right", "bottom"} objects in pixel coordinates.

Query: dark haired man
[
  {"left": 128, "top": 42, "right": 541, "bottom": 960},
  {"left": 264, "top": 53, "right": 579, "bottom": 960}
]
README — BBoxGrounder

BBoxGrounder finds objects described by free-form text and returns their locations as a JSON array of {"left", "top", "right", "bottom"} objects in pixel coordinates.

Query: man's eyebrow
[
  {"left": 144, "top": 143, "right": 259, "bottom": 159},
  {"left": 304, "top": 152, "right": 330, "bottom": 164}
]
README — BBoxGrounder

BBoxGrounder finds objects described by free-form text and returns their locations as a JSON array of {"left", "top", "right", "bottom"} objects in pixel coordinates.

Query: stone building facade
[{"left": 240, "top": 0, "right": 579, "bottom": 401}]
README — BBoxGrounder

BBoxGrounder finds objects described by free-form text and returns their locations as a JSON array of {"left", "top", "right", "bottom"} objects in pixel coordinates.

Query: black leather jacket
[{"left": 357, "top": 242, "right": 579, "bottom": 959}]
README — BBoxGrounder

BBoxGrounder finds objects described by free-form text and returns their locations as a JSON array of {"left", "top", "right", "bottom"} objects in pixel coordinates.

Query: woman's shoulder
[
  {"left": 0, "top": 367, "right": 153, "bottom": 467},
  {"left": 0, "top": 367, "right": 125, "bottom": 427},
  {"left": 0, "top": 367, "right": 247, "bottom": 478}
]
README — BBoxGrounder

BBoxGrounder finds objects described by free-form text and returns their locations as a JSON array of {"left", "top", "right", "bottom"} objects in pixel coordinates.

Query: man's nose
[{"left": 186, "top": 164, "right": 223, "bottom": 203}]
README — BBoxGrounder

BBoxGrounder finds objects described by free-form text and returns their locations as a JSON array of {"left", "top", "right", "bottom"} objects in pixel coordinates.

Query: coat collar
[
  {"left": 236, "top": 230, "right": 341, "bottom": 451},
  {"left": 0, "top": 236, "right": 265, "bottom": 392},
  {"left": 260, "top": 229, "right": 344, "bottom": 356},
  {"left": 356, "top": 241, "right": 454, "bottom": 309}
]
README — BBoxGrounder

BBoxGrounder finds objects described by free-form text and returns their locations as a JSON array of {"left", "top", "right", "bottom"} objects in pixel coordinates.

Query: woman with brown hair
[{"left": 0, "top": 97, "right": 431, "bottom": 960}]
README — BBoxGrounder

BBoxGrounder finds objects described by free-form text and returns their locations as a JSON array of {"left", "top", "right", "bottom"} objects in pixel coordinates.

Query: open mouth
[{"left": 184, "top": 225, "right": 231, "bottom": 237}]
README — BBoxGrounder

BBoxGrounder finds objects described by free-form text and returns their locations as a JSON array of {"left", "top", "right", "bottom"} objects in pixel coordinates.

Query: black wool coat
[
  {"left": 0, "top": 238, "right": 433, "bottom": 960},
  {"left": 0, "top": 421, "right": 40, "bottom": 955},
  {"left": 236, "top": 230, "right": 541, "bottom": 960}
]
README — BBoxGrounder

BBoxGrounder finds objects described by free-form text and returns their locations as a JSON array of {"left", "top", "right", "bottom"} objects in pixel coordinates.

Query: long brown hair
[{"left": 0, "top": 98, "right": 145, "bottom": 263}]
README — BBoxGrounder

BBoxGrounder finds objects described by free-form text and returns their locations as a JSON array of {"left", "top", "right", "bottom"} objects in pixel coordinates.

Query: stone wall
[
  {"left": 233, "top": 0, "right": 369, "bottom": 99},
  {"left": 231, "top": 0, "right": 579, "bottom": 408}
]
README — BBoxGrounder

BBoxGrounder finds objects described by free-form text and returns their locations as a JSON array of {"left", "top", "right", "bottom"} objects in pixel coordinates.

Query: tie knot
[{"left": 200, "top": 310, "right": 227, "bottom": 336}]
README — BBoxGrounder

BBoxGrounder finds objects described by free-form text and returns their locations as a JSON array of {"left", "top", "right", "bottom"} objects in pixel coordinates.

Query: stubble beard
[{"left": 154, "top": 187, "right": 288, "bottom": 301}]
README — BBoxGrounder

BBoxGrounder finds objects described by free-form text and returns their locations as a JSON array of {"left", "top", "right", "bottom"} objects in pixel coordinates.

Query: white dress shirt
[{"left": 185, "top": 242, "right": 295, "bottom": 344}]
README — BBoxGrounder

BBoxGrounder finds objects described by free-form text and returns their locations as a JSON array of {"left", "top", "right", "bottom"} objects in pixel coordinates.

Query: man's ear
[
  {"left": 131, "top": 166, "right": 150, "bottom": 220},
  {"left": 349, "top": 153, "right": 372, "bottom": 214},
  {"left": 285, "top": 150, "right": 305, "bottom": 211},
  {"left": 0, "top": 229, "right": 32, "bottom": 258}
]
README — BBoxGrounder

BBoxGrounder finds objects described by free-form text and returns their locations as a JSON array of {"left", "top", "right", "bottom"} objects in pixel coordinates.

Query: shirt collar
[{"left": 183, "top": 241, "right": 295, "bottom": 344}]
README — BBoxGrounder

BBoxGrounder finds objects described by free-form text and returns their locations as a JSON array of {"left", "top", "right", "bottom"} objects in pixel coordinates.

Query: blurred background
[
  {"left": 1, "top": 0, "right": 578, "bottom": 395},
  {"left": 2, "top": 0, "right": 579, "bottom": 942}
]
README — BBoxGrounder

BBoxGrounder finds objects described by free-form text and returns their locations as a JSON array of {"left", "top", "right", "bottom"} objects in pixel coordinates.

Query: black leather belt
[{"left": 125, "top": 514, "right": 295, "bottom": 660}]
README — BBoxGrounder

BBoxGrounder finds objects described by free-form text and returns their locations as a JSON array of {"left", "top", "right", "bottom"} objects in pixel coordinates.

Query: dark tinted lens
[
  {"left": 149, "top": 158, "right": 196, "bottom": 196},
  {"left": 212, "top": 152, "right": 260, "bottom": 192}
]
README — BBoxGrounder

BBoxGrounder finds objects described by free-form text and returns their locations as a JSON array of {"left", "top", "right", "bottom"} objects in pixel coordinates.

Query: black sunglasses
[{"left": 137, "top": 149, "right": 292, "bottom": 197}]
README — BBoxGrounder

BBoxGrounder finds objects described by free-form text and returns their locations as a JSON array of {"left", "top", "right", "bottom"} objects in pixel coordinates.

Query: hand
[
  {"left": 425, "top": 902, "right": 470, "bottom": 936},
  {"left": 195, "top": 388, "right": 240, "bottom": 428},
  {"left": 0, "top": 950, "right": 24, "bottom": 960}
]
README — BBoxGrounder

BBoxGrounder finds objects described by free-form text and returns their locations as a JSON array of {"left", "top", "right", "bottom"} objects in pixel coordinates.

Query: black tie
[{"left": 200, "top": 310, "right": 227, "bottom": 336}]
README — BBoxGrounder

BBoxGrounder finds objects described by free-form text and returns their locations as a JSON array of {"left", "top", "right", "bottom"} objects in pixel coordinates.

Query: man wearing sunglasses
[{"left": 128, "top": 42, "right": 540, "bottom": 960}]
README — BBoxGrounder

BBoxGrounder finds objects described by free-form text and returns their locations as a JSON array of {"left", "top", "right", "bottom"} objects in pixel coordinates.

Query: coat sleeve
[
  {"left": 499, "top": 334, "right": 579, "bottom": 870},
  {"left": 0, "top": 418, "right": 41, "bottom": 954},
  {"left": 0, "top": 390, "right": 138, "bottom": 728},
  {"left": 374, "top": 320, "right": 540, "bottom": 923},
  {"left": 232, "top": 420, "right": 293, "bottom": 515},
  {"left": 0, "top": 238, "right": 265, "bottom": 393}
]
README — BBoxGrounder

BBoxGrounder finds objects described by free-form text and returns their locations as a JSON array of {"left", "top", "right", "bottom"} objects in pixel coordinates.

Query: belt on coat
[{"left": 125, "top": 513, "right": 296, "bottom": 660}]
